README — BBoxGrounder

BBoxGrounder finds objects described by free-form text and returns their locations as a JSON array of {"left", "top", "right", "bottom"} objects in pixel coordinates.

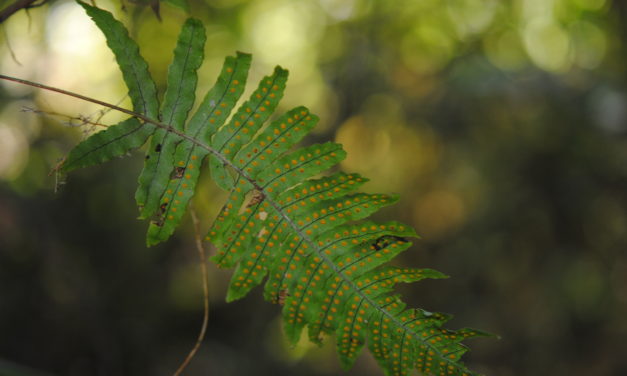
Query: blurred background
[{"left": 1, "top": 0, "right": 626, "bottom": 375}]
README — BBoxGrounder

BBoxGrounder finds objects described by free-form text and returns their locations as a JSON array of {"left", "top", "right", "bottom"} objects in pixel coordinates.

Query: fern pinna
[{"left": 56, "top": 3, "right": 492, "bottom": 375}]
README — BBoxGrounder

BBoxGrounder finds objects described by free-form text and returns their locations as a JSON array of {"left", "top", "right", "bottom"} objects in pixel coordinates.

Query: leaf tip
[
  {"left": 186, "top": 17, "right": 207, "bottom": 30},
  {"left": 235, "top": 51, "right": 253, "bottom": 61},
  {"left": 274, "top": 65, "right": 289, "bottom": 77}
]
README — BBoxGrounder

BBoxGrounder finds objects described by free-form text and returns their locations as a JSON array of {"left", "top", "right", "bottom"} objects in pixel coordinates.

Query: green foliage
[
  {"left": 60, "top": 2, "right": 491, "bottom": 375},
  {"left": 135, "top": 17, "right": 205, "bottom": 221}
]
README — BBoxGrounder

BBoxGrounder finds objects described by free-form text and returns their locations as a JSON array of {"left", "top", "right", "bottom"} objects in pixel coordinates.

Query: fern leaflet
[{"left": 56, "top": 2, "right": 493, "bottom": 375}]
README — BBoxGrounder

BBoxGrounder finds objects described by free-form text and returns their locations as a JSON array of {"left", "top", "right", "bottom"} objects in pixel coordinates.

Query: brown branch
[
  {"left": 173, "top": 208, "right": 210, "bottom": 376},
  {"left": 0, "top": 74, "right": 154, "bottom": 122},
  {"left": 0, "top": 0, "right": 47, "bottom": 24},
  {"left": 2, "top": 23, "right": 21, "bottom": 65}
]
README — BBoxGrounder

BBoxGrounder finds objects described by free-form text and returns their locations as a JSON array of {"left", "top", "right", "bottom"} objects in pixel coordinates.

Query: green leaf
[
  {"left": 263, "top": 195, "right": 400, "bottom": 305},
  {"left": 59, "top": 7, "right": 492, "bottom": 375},
  {"left": 187, "top": 52, "right": 252, "bottom": 142},
  {"left": 231, "top": 106, "right": 318, "bottom": 179},
  {"left": 136, "top": 18, "right": 206, "bottom": 219},
  {"left": 226, "top": 192, "right": 397, "bottom": 302},
  {"left": 145, "top": 52, "right": 252, "bottom": 246},
  {"left": 61, "top": 118, "right": 153, "bottom": 172},
  {"left": 256, "top": 142, "right": 347, "bottom": 198},
  {"left": 276, "top": 221, "right": 417, "bottom": 343},
  {"left": 160, "top": 18, "right": 205, "bottom": 131},
  {"left": 208, "top": 142, "right": 347, "bottom": 268},
  {"left": 334, "top": 268, "right": 447, "bottom": 369},
  {"left": 209, "top": 66, "right": 288, "bottom": 190},
  {"left": 78, "top": 2, "right": 159, "bottom": 119},
  {"left": 209, "top": 172, "right": 369, "bottom": 301}
]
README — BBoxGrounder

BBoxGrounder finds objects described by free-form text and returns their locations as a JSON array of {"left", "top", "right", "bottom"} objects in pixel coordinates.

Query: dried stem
[
  {"left": 172, "top": 208, "right": 210, "bottom": 376},
  {"left": 0, "top": 0, "right": 48, "bottom": 24}
]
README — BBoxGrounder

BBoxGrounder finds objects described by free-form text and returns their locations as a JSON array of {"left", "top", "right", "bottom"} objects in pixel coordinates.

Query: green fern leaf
[
  {"left": 59, "top": 4, "right": 492, "bottom": 375},
  {"left": 208, "top": 66, "right": 288, "bottom": 190},
  {"left": 145, "top": 51, "right": 251, "bottom": 245},
  {"left": 62, "top": 2, "right": 162, "bottom": 172},
  {"left": 215, "top": 172, "right": 369, "bottom": 302},
  {"left": 79, "top": 2, "right": 159, "bottom": 119},
  {"left": 135, "top": 18, "right": 205, "bottom": 220},
  {"left": 61, "top": 117, "right": 152, "bottom": 172}
]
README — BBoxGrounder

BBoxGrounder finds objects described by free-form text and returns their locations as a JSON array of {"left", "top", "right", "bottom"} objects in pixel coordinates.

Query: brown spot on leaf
[{"left": 170, "top": 166, "right": 186, "bottom": 179}]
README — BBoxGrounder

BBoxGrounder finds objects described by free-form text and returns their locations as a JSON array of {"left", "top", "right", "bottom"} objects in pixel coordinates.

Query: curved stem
[
  {"left": 0, "top": 0, "right": 46, "bottom": 24},
  {"left": 173, "top": 208, "right": 210, "bottom": 376}
]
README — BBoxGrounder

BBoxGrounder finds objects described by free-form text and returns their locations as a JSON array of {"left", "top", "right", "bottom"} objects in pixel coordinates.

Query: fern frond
[{"left": 57, "top": 3, "right": 492, "bottom": 375}]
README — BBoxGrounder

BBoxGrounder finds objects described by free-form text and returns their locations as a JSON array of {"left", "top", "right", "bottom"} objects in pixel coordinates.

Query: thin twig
[
  {"left": 2, "top": 23, "right": 21, "bottom": 65},
  {"left": 93, "top": 93, "right": 129, "bottom": 125},
  {"left": 173, "top": 208, "right": 210, "bottom": 376},
  {"left": 0, "top": 74, "right": 154, "bottom": 123},
  {"left": 0, "top": 0, "right": 46, "bottom": 24},
  {"left": 21, "top": 106, "right": 110, "bottom": 129}
]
